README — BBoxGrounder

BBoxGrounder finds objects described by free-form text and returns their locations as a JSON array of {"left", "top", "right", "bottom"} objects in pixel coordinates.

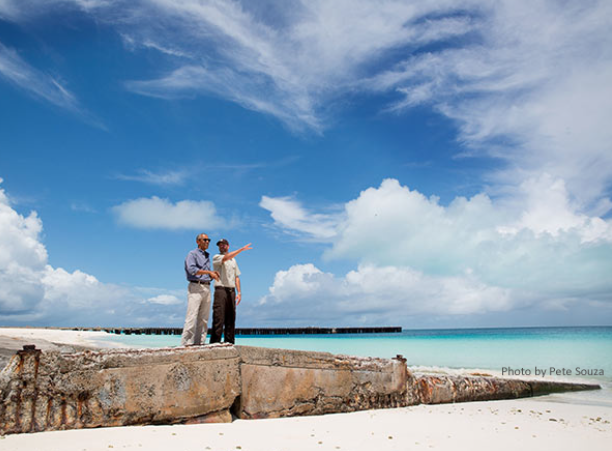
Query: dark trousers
[{"left": 210, "top": 287, "right": 236, "bottom": 344}]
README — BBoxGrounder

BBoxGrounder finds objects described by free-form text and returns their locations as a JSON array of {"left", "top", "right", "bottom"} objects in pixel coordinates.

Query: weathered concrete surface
[
  {"left": 0, "top": 345, "right": 240, "bottom": 434},
  {"left": 408, "top": 372, "right": 600, "bottom": 405},
  {"left": 0, "top": 344, "right": 601, "bottom": 435},
  {"left": 234, "top": 346, "right": 408, "bottom": 419}
]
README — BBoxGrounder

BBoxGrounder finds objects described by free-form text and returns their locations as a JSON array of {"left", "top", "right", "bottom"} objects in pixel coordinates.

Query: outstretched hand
[{"left": 222, "top": 243, "right": 254, "bottom": 262}]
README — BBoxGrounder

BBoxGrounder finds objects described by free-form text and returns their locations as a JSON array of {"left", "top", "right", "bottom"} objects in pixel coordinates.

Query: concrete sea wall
[
  {"left": 235, "top": 346, "right": 408, "bottom": 419},
  {"left": 0, "top": 345, "right": 240, "bottom": 434},
  {"left": 0, "top": 344, "right": 600, "bottom": 435},
  {"left": 408, "top": 372, "right": 599, "bottom": 405}
]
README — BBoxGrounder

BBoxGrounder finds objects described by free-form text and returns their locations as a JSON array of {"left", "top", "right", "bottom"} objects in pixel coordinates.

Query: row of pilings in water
[{"left": 59, "top": 326, "right": 402, "bottom": 336}]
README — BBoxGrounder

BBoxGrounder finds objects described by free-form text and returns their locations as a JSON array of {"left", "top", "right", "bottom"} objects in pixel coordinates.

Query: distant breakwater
[{"left": 56, "top": 326, "right": 403, "bottom": 336}]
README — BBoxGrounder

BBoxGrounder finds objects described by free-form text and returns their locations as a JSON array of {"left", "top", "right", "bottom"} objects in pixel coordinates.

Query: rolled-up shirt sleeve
[{"left": 187, "top": 252, "right": 199, "bottom": 276}]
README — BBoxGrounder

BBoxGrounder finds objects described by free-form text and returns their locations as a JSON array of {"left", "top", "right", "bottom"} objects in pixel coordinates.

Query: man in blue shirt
[{"left": 181, "top": 233, "right": 219, "bottom": 346}]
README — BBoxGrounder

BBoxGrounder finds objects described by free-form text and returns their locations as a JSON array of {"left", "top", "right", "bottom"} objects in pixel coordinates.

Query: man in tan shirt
[{"left": 210, "top": 239, "right": 252, "bottom": 344}]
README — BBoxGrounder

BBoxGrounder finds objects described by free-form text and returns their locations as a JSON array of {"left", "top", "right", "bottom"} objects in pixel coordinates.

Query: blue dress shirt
[{"left": 184, "top": 248, "right": 211, "bottom": 282}]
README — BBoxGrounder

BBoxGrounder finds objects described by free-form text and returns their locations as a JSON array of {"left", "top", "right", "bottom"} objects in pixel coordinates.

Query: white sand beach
[
  {"left": 0, "top": 327, "right": 132, "bottom": 371},
  {"left": 1, "top": 328, "right": 611, "bottom": 450},
  {"left": 1, "top": 399, "right": 610, "bottom": 451},
  {"left": 0, "top": 327, "right": 128, "bottom": 349}
]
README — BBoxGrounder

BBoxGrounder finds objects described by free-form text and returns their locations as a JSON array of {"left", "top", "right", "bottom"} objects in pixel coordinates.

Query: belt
[
  {"left": 190, "top": 280, "right": 210, "bottom": 285},
  {"left": 215, "top": 286, "right": 235, "bottom": 291}
]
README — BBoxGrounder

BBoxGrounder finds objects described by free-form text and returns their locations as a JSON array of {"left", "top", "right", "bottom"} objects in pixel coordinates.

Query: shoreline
[
  {"left": 1, "top": 327, "right": 611, "bottom": 449},
  {"left": 2, "top": 327, "right": 609, "bottom": 398}
]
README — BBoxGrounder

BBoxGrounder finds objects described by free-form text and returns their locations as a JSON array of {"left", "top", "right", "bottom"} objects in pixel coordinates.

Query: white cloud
[
  {"left": 0, "top": 38, "right": 105, "bottom": 127},
  {"left": 0, "top": 0, "right": 109, "bottom": 18},
  {"left": 40, "top": 266, "right": 130, "bottom": 318},
  {"left": 260, "top": 263, "right": 329, "bottom": 304},
  {"left": 259, "top": 195, "right": 339, "bottom": 240},
  {"left": 338, "top": 179, "right": 612, "bottom": 296},
  {"left": 0, "top": 0, "right": 18, "bottom": 20},
  {"left": 116, "top": 0, "right": 481, "bottom": 132},
  {"left": 112, "top": 196, "right": 225, "bottom": 230},
  {"left": 370, "top": 0, "right": 612, "bottom": 210},
  {"left": 114, "top": 169, "right": 189, "bottom": 186},
  {"left": 498, "top": 174, "right": 612, "bottom": 242},
  {"left": 260, "top": 178, "right": 612, "bottom": 320},
  {"left": 251, "top": 263, "right": 514, "bottom": 325},
  {"left": 147, "top": 294, "right": 181, "bottom": 305},
  {"left": 2, "top": 0, "right": 481, "bottom": 131},
  {"left": 127, "top": 0, "right": 609, "bottom": 211},
  {"left": 329, "top": 178, "right": 612, "bottom": 269},
  {"left": 251, "top": 260, "right": 612, "bottom": 327},
  {"left": 0, "top": 183, "right": 47, "bottom": 313},
  {"left": 4, "top": 0, "right": 612, "bottom": 209},
  {"left": 70, "top": 202, "right": 97, "bottom": 213},
  {"left": 0, "top": 40, "right": 81, "bottom": 111},
  {"left": 0, "top": 180, "right": 185, "bottom": 326},
  {"left": 3, "top": 1, "right": 612, "bottom": 326}
]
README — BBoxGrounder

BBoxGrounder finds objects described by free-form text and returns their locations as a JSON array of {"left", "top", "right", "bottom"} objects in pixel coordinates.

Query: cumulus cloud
[
  {"left": 252, "top": 263, "right": 513, "bottom": 324},
  {"left": 331, "top": 177, "right": 612, "bottom": 244},
  {"left": 112, "top": 196, "right": 225, "bottom": 230},
  {"left": 0, "top": 181, "right": 47, "bottom": 313},
  {"left": 3, "top": 0, "right": 612, "bottom": 325},
  {"left": 0, "top": 181, "right": 185, "bottom": 326},
  {"left": 498, "top": 175, "right": 612, "bottom": 242},
  {"left": 147, "top": 294, "right": 181, "bottom": 305},
  {"left": 259, "top": 196, "right": 339, "bottom": 240},
  {"left": 258, "top": 178, "right": 612, "bottom": 324},
  {"left": 331, "top": 179, "right": 612, "bottom": 297}
]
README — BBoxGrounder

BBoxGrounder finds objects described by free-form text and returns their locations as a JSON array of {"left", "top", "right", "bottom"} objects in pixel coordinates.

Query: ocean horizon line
[
  {"left": 3, "top": 324, "right": 612, "bottom": 334},
  {"left": 4, "top": 324, "right": 612, "bottom": 329}
]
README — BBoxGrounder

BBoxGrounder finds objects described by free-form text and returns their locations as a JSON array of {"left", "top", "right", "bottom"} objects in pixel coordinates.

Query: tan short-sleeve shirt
[{"left": 213, "top": 253, "right": 241, "bottom": 288}]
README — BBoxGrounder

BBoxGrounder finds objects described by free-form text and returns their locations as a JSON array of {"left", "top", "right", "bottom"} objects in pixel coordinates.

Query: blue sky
[{"left": 1, "top": 0, "right": 611, "bottom": 329}]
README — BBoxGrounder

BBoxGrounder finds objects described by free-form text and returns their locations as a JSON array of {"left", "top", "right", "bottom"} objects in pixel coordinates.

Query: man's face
[
  {"left": 197, "top": 235, "right": 211, "bottom": 250},
  {"left": 218, "top": 242, "right": 229, "bottom": 253}
]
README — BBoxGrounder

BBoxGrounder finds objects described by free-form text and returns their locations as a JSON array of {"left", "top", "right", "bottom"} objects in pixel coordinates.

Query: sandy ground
[
  {"left": 1, "top": 328, "right": 611, "bottom": 450},
  {"left": 0, "top": 327, "right": 132, "bottom": 370},
  {"left": 0, "top": 399, "right": 610, "bottom": 451},
  {"left": 0, "top": 327, "right": 127, "bottom": 349}
]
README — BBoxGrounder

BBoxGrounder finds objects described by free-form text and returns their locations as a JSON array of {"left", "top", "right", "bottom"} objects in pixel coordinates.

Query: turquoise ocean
[{"left": 101, "top": 326, "right": 612, "bottom": 405}]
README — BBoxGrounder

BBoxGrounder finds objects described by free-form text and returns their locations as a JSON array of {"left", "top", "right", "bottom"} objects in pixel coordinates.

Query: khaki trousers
[{"left": 180, "top": 282, "right": 211, "bottom": 346}]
